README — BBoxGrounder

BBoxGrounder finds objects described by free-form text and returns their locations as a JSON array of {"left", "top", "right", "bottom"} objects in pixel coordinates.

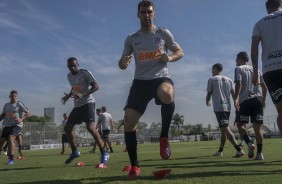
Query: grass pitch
[{"left": 1, "top": 138, "right": 282, "bottom": 184}]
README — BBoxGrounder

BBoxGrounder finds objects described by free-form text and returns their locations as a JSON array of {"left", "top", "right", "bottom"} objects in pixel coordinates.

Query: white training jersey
[
  {"left": 122, "top": 26, "right": 181, "bottom": 80},
  {"left": 234, "top": 65, "right": 263, "bottom": 103},
  {"left": 67, "top": 69, "right": 96, "bottom": 107},
  {"left": 2, "top": 101, "right": 29, "bottom": 128},
  {"left": 100, "top": 112, "right": 112, "bottom": 131},
  {"left": 207, "top": 75, "right": 234, "bottom": 112},
  {"left": 252, "top": 10, "right": 282, "bottom": 74}
]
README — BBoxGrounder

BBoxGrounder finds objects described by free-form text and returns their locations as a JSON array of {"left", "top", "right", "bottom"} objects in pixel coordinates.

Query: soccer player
[
  {"left": 118, "top": 0, "right": 184, "bottom": 179},
  {"left": 97, "top": 106, "right": 115, "bottom": 153},
  {"left": 251, "top": 0, "right": 282, "bottom": 137},
  {"left": 61, "top": 57, "right": 109, "bottom": 168},
  {"left": 234, "top": 52, "right": 267, "bottom": 160},
  {"left": 60, "top": 113, "right": 69, "bottom": 154},
  {"left": 206, "top": 63, "right": 244, "bottom": 157},
  {"left": 0, "top": 90, "right": 30, "bottom": 165}
]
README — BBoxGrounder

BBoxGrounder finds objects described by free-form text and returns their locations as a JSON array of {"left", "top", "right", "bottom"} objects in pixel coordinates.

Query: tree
[{"left": 171, "top": 113, "right": 184, "bottom": 139}]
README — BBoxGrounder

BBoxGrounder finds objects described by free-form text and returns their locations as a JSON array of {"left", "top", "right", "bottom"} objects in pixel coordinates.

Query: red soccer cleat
[
  {"left": 126, "top": 166, "right": 140, "bottom": 180},
  {"left": 153, "top": 169, "right": 171, "bottom": 179},
  {"left": 160, "top": 137, "right": 171, "bottom": 160},
  {"left": 122, "top": 165, "right": 132, "bottom": 172},
  {"left": 95, "top": 163, "right": 107, "bottom": 169}
]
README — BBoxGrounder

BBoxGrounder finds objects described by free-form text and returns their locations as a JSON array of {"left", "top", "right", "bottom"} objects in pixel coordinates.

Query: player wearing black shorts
[
  {"left": 251, "top": 0, "right": 282, "bottom": 137},
  {"left": 118, "top": 0, "right": 184, "bottom": 179},
  {"left": 206, "top": 63, "right": 244, "bottom": 157},
  {"left": 234, "top": 52, "right": 267, "bottom": 160},
  {"left": 61, "top": 57, "right": 109, "bottom": 168}
]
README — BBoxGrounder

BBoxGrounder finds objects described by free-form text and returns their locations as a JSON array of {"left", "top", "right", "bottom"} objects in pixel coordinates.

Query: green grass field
[{"left": 1, "top": 138, "right": 282, "bottom": 184}]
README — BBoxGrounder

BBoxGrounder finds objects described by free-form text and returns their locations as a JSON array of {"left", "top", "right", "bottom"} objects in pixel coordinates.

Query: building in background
[{"left": 44, "top": 107, "right": 55, "bottom": 122}]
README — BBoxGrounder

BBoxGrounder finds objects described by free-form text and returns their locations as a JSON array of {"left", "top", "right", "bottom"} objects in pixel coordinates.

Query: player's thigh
[{"left": 157, "top": 82, "right": 174, "bottom": 104}]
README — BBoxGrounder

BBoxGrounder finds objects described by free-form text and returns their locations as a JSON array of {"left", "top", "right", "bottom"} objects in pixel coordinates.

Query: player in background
[
  {"left": 0, "top": 90, "right": 30, "bottom": 165},
  {"left": 206, "top": 63, "right": 244, "bottom": 157},
  {"left": 61, "top": 57, "right": 109, "bottom": 168},
  {"left": 234, "top": 52, "right": 267, "bottom": 160}
]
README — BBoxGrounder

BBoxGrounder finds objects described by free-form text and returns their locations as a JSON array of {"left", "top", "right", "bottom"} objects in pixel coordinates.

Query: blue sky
[{"left": 0, "top": 0, "right": 277, "bottom": 128}]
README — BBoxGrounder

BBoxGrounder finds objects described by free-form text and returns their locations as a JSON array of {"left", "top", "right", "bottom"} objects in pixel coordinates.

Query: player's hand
[
  {"left": 206, "top": 101, "right": 211, "bottom": 107},
  {"left": 61, "top": 92, "right": 70, "bottom": 105},
  {"left": 157, "top": 49, "right": 170, "bottom": 63},
  {"left": 121, "top": 55, "right": 132, "bottom": 69}
]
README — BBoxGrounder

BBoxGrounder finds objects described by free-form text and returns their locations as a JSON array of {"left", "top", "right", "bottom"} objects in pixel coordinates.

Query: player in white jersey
[
  {"left": 118, "top": 0, "right": 184, "bottom": 179},
  {"left": 61, "top": 57, "right": 109, "bottom": 168},
  {"left": 97, "top": 106, "right": 115, "bottom": 153},
  {"left": 234, "top": 52, "right": 267, "bottom": 160},
  {"left": 60, "top": 113, "right": 69, "bottom": 154},
  {"left": 206, "top": 63, "right": 244, "bottom": 158},
  {"left": 251, "top": 0, "right": 282, "bottom": 137},
  {"left": 0, "top": 90, "right": 30, "bottom": 165}
]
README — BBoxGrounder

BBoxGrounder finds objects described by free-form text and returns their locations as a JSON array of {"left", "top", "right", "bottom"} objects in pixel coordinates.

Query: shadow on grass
[{"left": 9, "top": 168, "right": 282, "bottom": 184}]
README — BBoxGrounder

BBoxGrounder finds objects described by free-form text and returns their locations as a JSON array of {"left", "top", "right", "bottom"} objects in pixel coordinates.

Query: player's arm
[
  {"left": 0, "top": 112, "right": 5, "bottom": 121},
  {"left": 234, "top": 81, "right": 242, "bottom": 111},
  {"left": 119, "top": 36, "right": 133, "bottom": 70},
  {"left": 260, "top": 81, "right": 267, "bottom": 108},
  {"left": 251, "top": 36, "right": 261, "bottom": 85},
  {"left": 20, "top": 110, "right": 30, "bottom": 123},
  {"left": 206, "top": 92, "right": 212, "bottom": 107},
  {"left": 84, "top": 81, "right": 99, "bottom": 97},
  {"left": 110, "top": 119, "right": 115, "bottom": 132},
  {"left": 119, "top": 55, "right": 132, "bottom": 70}
]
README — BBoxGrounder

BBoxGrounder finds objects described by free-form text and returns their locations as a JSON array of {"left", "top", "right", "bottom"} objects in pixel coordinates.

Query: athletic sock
[
  {"left": 160, "top": 102, "right": 175, "bottom": 138},
  {"left": 71, "top": 146, "right": 77, "bottom": 153},
  {"left": 243, "top": 135, "right": 252, "bottom": 144},
  {"left": 99, "top": 148, "right": 105, "bottom": 155},
  {"left": 234, "top": 145, "right": 241, "bottom": 152},
  {"left": 257, "top": 144, "right": 263, "bottom": 153},
  {"left": 218, "top": 147, "right": 224, "bottom": 152},
  {"left": 125, "top": 131, "right": 139, "bottom": 167},
  {"left": 9, "top": 155, "right": 14, "bottom": 160}
]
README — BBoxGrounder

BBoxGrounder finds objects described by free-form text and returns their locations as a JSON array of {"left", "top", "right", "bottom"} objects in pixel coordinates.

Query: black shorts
[
  {"left": 102, "top": 129, "right": 110, "bottom": 140},
  {"left": 263, "top": 69, "right": 282, "bottom": 104},
  {"left": 214, "top": 112, "right": 230, "bottom": 128},
  {"left": 238, "top": 97, "right": 264, "bottom": 124},
  {"left": 67, "top": 102, "right": 95, "bottom": 125},
  {"left": 1, "top": 126, "right": 22, "bottom": 139},
  {"left": 62, "top": 134, "right": 68, "bottom": 143},
  {"left": 124, "top": 77, "right": 174, "bottom": 115}
]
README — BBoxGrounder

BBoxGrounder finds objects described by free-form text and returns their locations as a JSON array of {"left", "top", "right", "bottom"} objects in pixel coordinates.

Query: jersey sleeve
[
  {"left": 122, "top": 35, "right": 133, "bottom": 56},
  {"left": 84, "top": 70, "right": 96, "bottom": 85},
  {"left": 163, "top": 28, "right": 180, "bottom": 52},
  {"left": 252, "top": 20, "right": 261, "bottom": 37},
  {"left": 206, "top": 78, "right": 213, "bottom": 93},
  {"left": 234, "top": 67, "right": 242, "bottom": 83}
]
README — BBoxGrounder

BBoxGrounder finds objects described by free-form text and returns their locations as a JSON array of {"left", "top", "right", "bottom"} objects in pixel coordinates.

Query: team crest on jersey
[{"left": 153, "top": 36, "right": 162, "bottom": 45}]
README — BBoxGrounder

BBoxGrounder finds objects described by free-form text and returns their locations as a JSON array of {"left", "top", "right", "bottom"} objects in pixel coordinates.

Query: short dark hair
[
  {"left": 10, "top": 90, "right": 18, "bottom": 95},
  {"left": 96, "top": 108, "right": 101, "bottom": 112},
  {"left": 212, "top": 63, "right": 223, "bottom": 72},
  {"left": 101, "top": 106, "right": 107, "bottom": 112},
  {"left": 138, "top": 0, "right": 154, "bottom": 12},
  {"left": 266, "top": 0, "right": 282, "bottom": 9},
  {"left": 237, "top": 52, "right": 249, "bottom": 62},
  {"left": 67, "top": 57, "right": 77, "bottom": 63}
]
